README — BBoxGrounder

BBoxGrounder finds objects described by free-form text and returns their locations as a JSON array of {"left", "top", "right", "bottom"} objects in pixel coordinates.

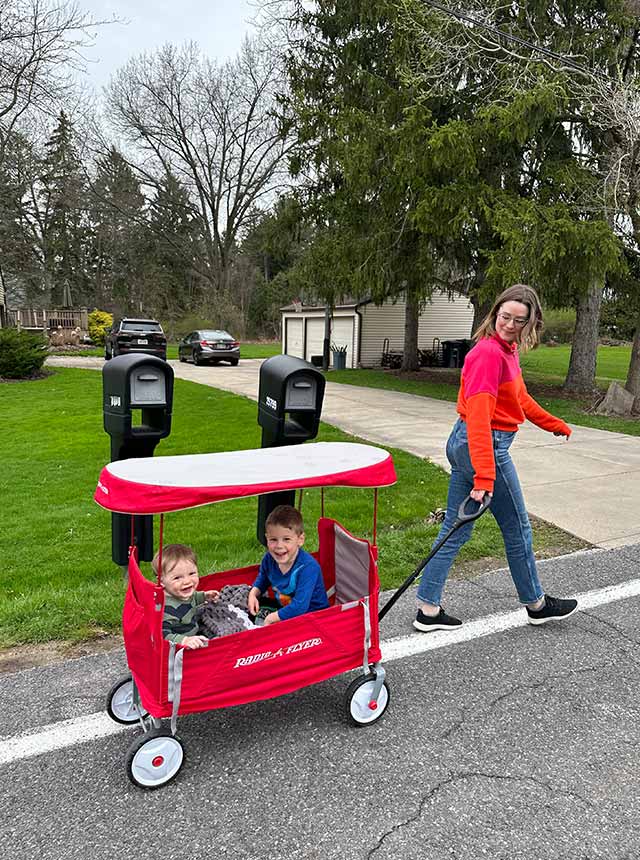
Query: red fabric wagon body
[{"left": 94, "top": 442, "right": 396, "bottom": 719}]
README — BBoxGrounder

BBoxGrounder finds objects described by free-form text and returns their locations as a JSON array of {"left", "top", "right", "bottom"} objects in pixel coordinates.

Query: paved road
[
  {"left": 4, "top": 356, "right": 639, "bottom": 858},
  {"left": 47, "top": 356, "right": 640, "bottom": 548},
  {"left": 2, "top": 546, "right": 640, "bottom": 859}
]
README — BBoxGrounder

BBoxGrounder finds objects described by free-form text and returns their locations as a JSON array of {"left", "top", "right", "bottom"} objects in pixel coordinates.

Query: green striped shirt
[{"left": 162, "top": 591, "right": 206, "bottom": 644}]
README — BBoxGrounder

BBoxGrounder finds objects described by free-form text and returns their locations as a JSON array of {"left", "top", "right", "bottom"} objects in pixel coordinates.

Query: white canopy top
[{"left": 94, "top": 442, "right": 396, "bottom": 514}]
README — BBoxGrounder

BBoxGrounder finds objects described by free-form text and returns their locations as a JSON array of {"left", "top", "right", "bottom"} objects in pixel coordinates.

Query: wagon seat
[{"left": 316, "top": 517, "right": 378, "bottom": 607}]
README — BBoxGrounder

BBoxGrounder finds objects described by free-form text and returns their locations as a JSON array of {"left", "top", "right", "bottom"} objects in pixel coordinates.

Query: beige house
[{"left": 281, "top": 291, "right": 475, "bottom": 368}]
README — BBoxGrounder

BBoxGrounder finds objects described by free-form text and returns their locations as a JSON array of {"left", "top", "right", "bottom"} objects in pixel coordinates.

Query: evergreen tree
[
  {"left": 284, "top": 1, "right": 436, "bottom": 369},
  {"left": 40, "top": 111, "right": 89, "bottom": 306},
  {"left": 143, "top": 172, "right": 206, "bottom": 322},
  {"left": 88, "top": 146, "right": 146, "bottom": 311},
  {"left": 400, "top": 0, "right": 635, "bottom": 392}
]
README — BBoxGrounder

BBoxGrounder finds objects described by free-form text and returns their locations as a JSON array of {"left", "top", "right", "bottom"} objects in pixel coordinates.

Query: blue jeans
[{"left": 417, "top": 419, "right": 544, "bottom": 607}]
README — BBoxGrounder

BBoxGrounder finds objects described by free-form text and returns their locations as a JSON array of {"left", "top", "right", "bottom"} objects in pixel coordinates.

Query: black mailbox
[
  {"left": 256, "top": 355, "right": 325, "bottom": 543},
  {"left": 102, "top": 354, "right": 174, "bottom": 565},
  {"left": 258, "top": 354, "right": 325, "bottom": 446}
]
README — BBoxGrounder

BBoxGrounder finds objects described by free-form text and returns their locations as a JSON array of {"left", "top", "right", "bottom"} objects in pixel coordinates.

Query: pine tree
[
  {"left": 40, "top": 111, "right": 89, "bottom": 306},
  {"left": 88, "top": 146, "right": 146, "bottom": 311}
]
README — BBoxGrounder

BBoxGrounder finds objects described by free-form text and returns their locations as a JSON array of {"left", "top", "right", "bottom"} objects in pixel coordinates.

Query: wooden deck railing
[{"left": 6, "top": 307, "right": 89, "bottom": 331}]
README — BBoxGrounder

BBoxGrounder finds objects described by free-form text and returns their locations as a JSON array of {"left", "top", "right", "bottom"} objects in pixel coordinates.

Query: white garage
[{"left": 281, "top": 291, "right": 474, "bottom": 369}]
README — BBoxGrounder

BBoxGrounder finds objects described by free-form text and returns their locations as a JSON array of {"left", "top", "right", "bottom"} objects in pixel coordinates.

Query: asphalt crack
[{"left": 366, "top": 771, "right": 593, "bottom": 858}]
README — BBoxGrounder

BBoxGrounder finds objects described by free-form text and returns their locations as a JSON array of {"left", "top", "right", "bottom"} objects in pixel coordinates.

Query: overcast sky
[{"left": 80, "top": 0, "right": 257, "bottom": 89}]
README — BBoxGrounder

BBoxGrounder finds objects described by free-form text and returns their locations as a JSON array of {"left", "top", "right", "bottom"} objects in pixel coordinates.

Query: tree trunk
[
  {"left": 401, "top": 288, "right": 420, "bottom": 371},
  {"left": 471, "top": 294, "right": 493, "bottom": 332},
  {"left": 624, "top": 309, "right": 640, "bottom": 402},
  {"left": 563, "top": 275, "right": 604, "bottom": 395}
]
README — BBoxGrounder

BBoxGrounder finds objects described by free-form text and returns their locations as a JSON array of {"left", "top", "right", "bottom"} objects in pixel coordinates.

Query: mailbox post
[
  {"left": 102, "top": 354, "right": 174, "bottom": 565},
  {"left": 256, "top": 355, "right": 325, "bottom": 544}
]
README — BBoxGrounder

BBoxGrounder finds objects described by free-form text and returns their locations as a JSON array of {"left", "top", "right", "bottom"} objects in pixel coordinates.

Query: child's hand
[
  {"left": 204, "top": 590, "right": 220, "bottom": 602},
  {"left": 248, "top": 588, "right": 261, "bottom": 616},
  {"left": 263, "top": 611, "right": 280, "bottom": 626},
  {"left": 181, "top": 635, "right": 209, "bottom": 650}
]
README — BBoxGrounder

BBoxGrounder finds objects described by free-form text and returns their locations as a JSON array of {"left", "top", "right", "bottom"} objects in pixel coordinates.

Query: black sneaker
[
  {"left": 526, "top": 595, "right": 578, "bottom": 626},
  {"left": 413, "top": 607, "right": 462, "bottom": 632}
]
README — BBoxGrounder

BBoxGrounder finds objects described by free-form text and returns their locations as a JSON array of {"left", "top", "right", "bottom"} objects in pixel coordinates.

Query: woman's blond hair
[{"left": 473, "top": 284, "right": 544, "bottom": 352}]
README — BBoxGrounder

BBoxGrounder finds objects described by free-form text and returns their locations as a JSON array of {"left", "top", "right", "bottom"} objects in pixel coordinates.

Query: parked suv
[
  {"left": 105, "top": 318, "right": 167, "bottom": 361},
  {"left": 178, "top": 330, "right": 240, "bottom": 366}
]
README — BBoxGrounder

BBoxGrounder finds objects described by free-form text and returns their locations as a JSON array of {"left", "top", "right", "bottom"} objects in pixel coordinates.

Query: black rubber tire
[
  {"left": 104, "top": 347, "right": 112, "bottom": 360},
  {"left": 230, "top": 358, "right": 239, "bottom": 366},
  {"left": 126, "top": 729, "right": 185, "bottom": 789},
  {"left": 106, "top": 675, "right": 148, "bottom": 725},
  {"left": 344, "top": 673, "right": 390, "bottom": 727},
  {"left": 178, "top": 352, "right": 186, "bottom": 363},
  {"left": 192, "top": 350, "right": 200, "bottom": 366}
]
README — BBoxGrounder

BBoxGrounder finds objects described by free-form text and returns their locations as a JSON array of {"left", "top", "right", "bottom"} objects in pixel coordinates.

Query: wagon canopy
[{"left": 94, "top": 441, "right": 396, "bottom": 515}]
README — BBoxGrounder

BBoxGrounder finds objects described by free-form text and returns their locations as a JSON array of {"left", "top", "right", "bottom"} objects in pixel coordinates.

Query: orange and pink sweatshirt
[{"left": 457, "top": 334, "right": 571, "bottom": 493}]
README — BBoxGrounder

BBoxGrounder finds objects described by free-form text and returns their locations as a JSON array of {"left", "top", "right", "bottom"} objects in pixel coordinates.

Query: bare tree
[
  {"left": 105, "top": 37, "right": 291, "bottom": 295},
  {"left": 586, "top": 73, "right": 640, "bottom": 402},
  {"left": 0, "top": 0, "right": 103, "bottom": 164}
]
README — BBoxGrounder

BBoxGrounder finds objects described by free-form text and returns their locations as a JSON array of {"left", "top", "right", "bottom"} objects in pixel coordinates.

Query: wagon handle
[{"left": 378, "top": 493, "right": 491, "bottom": 622}]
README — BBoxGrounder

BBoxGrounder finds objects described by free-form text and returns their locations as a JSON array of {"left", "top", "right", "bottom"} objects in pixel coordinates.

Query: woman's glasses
[{"left": 497, "top": 312, "right": 529, "bottom": 328}]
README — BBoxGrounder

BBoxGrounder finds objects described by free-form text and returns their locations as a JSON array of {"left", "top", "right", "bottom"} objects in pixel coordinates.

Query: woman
[{"left": 414, "top": 284, "right": 578, "bottom": 632}]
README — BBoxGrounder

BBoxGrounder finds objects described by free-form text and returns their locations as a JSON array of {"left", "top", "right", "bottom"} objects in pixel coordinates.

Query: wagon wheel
[
  {"left": 126, "top": 729, "right": 185, "bottom": 789},
  {"left": 344, "top": 673, "right": 390, "bottom": 727},
  {"left": 105, "top": 675, "right": 148, "bottom": 725}
]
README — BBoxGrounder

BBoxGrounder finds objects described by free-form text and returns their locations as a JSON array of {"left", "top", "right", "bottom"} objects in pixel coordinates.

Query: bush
[
  {"left": 0, "top": 328, "right": 47, "bottom": 379},
  {"left": 171, "top": 302, "right": 245, "bottom": 341},
  {"left": 542, "top": 308, "right": 575, "bottom": 344},
  {"left": 88, "top": 310, "right": 113, "bottom": 346}
]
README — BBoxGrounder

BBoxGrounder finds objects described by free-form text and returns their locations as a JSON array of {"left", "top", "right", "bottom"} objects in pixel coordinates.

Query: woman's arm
[{"left": 519, "top": 384, "right": 571, "bottom": 437}]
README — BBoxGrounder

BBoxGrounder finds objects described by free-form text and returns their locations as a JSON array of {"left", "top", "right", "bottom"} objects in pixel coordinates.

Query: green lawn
[
  {"left": 329, "top": 344, "right": 640, "bottom": 436},
  {"left": 520, "top": 343, "right": 631, "bottom": 385},
  {"left": 1, "top": 367, "right": 583, "bottom": 647}
]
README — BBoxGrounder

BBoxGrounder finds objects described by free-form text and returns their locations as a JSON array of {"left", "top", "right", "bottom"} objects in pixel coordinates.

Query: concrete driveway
[{"left": 48, "top": 356, "right": 640, "bottom": 548}]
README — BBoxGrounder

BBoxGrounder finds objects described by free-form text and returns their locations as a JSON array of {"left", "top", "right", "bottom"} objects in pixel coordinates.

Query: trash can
[
  {"left": 442, "top": 339, "right": 473, "bottom": 369},
  {"left": 332, "top": 350, "right": 347, "bottom": 370}
]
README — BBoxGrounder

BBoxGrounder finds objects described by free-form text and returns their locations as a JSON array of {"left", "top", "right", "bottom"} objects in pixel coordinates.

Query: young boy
[
  {"left": 248, "top": 505, "right": 329, "bottom": 626},
  {"left": 152, "top": 544, "right": 219, "bottom": 649}
]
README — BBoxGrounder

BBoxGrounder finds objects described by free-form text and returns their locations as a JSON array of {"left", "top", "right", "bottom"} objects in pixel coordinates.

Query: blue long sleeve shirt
[{"left": 252, "top": 549, "right": 329, "bottom": 621}]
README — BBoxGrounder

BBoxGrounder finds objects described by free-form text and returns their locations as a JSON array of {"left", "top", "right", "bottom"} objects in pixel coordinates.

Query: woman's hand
[
  {"left": 182, "top": 635, "right": 209, "bottom": 650},
  {"left": 470, "top": 489, "right": 491, "bottom": 503},
  {"left": 263, "top": 611, "right": 280, "bottom": 626}
]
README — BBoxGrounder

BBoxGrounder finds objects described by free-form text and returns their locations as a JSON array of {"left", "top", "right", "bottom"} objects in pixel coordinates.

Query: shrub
[
  {"left": 88, "top": 309, "right": 113, "bottom": 346},
  {"left": 0, "top": 328, "right": 47, "bottom": 379},
  {"left": 172, "top": 302, "right": 245, "bottom": 341},
  {"left": 542, "top": 308, "right": 576, "bottom": 343}
]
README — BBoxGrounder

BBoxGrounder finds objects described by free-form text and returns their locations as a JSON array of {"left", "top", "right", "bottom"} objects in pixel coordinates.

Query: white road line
[
  {"left": 0, "top": 711, "right": 131, "bottom": 766},
  {"left": 382, "top": 577, "right": 640, "bottom": 662},
  {"left": 3, "top": 577, "right": 640, "bottom": 767}
]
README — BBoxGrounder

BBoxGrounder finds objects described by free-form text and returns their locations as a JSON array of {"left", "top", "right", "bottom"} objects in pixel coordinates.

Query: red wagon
[{"left": 95, "top": 441, "right": 397, "bottom": 788}]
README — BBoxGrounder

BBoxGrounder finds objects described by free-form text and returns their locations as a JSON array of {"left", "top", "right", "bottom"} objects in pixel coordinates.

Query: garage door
[
  {"left": 305, "top": 318, "right": 325, "bottom": 363},
  {"left": 285, "top": 317, "right": 304, "bottom": 358},
  {"left": 331, "top": 317, "right": 355, "bottom": 368}
]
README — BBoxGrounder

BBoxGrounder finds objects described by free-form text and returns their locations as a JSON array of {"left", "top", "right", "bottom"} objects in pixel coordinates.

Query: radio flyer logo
[{"left": 234, "top": 636, "right": 322, "bottom": 668}]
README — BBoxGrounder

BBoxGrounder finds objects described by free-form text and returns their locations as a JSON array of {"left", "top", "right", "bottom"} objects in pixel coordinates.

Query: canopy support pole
[
  {"left": 373, "top": 488, "right": 378, "bottom": 546},
  {"left": 156, "top": 514, "right": 164, "bottom": 585}
]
